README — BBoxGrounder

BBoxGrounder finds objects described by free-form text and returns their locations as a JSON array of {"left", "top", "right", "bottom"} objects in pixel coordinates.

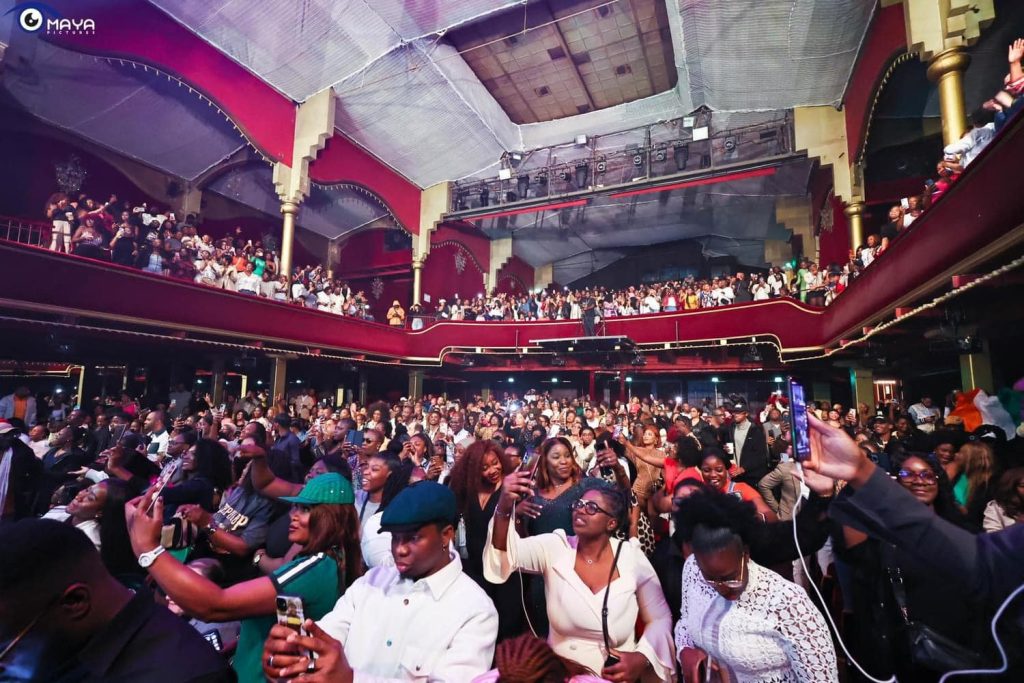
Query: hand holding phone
[
  {"left": 275, "top": 596, "right": 315, "bottom": 667},
  {"left": 788, "top": 378, "right": 812, "bottom": 464}
]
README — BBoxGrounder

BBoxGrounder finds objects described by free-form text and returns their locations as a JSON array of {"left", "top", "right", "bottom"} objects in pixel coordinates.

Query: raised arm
[
  {"left": 239, "top": 443, "right": 302, "bottom": 500},
  {"left": 618, "top": 436, "right": 667, "bottom": 467},
  {"left": 126, "top": 492, "right": 276, "bottom": 621}
]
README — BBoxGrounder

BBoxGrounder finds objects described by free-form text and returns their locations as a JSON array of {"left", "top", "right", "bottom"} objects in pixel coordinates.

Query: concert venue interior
[{"left": 1, "top": 1, "right": 1024, "bottom": 681}]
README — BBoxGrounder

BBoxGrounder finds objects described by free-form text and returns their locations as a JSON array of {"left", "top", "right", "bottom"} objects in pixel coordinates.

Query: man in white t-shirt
[{"left": 908, "top": 396, "right": 941, "bottom": 433}]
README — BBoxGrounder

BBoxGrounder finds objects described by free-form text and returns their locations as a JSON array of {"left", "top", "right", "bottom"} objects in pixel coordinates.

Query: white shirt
[
  {"left": 943, "top": 122, "right": 994, "bottom": 167},
  {"left": 360, "top": 511, "right": 394, "bottom": 569},
  {"left": 908, "top": 402, "right": 940, "bottom": 431},
  {"left": 318, "top": 552, "right": 498, "bottom": 682},
  {"left": 675, "top": 556, "right": 838, "bottom": 682},
  {"left": 483, "top": 524, "right": 675, "bottom": 681},
  {"left": 235, "top": 272, "right": 261, "bottom": 293},
  {"left": 572, "top": 441, "right": 596, "bottom": 470}
]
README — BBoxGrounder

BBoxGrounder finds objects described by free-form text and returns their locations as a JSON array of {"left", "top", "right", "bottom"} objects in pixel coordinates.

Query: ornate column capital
[{"left": 926, "top": 47, "right": 971, "bottom": 82}]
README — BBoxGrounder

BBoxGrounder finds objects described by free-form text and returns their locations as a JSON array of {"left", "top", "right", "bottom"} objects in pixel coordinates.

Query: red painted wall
[
  {"left": 337, "top": 229, "right": 410, "bottom": 276},
  {"left": 844, "top": 3, "right": 908, "bottom": 160},
  {"left": 495, "top": 255, "right": 534, "bottom": 295},
  {"left": 309, "top": 135, "right": 422, "bottom": 234},
  {"left": 819, "top": 197, "right": 853, "bottom": 266},
  {"left": 421, "top": 242, "right": 487, "bottom": 306},
  {"left": 45, "top": 0, "right": 295, "bottom": 164},
  {"left": 0, "top": 130, "right": 162, "bottom": 219}
]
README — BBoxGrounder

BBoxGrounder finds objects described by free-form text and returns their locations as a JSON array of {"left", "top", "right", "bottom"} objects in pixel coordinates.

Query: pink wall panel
[{"left": 495, "top": 255, "right": 534, "bottom": 295}]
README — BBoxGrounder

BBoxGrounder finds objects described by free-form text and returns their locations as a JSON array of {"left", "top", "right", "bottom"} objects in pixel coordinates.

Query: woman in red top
[{"left": 677, "top": 449, "right": 777, "bottom": 522}]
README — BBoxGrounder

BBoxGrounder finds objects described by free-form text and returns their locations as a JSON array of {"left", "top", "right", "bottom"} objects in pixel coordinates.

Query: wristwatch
[
  {"left": 138, "top": 545, "right": 166, "bottom": 568},
  {"left": 252, "top": 550, "right": 265, "bottom": 567}
]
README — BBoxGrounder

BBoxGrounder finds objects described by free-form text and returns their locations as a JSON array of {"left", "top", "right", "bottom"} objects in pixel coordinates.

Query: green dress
[{"left": 233, "top": 552, "right": 342, "bottom": 682}]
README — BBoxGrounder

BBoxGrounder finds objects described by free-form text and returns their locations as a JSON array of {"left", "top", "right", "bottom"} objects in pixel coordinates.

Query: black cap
[{"left": 274, "top": 414, "right": 291, "bottom": 427}]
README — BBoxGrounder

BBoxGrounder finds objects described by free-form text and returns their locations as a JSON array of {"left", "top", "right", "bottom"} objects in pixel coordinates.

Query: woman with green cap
[{"left": 125, "top": 472, "right": 363, "bottom": 682}]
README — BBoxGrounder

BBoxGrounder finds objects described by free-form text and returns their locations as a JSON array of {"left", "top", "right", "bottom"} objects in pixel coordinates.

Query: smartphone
[
  {"left": 344, "top": 430, "right": 364, "bottom": 447},
  {"left": 788, "top": 378, "right": 811, "bottom": 463},
  {"left": 900, "top": 197, "right": 910, "bottom": 210},
  {"left": 275, "top": 595, "right": 315, "bottom": 665},
  {"left": 612, "top": 425, "right": 622, "bottom": 439},
  {"left": 147, "top": 458, "right": 180, "bottom": 513}
]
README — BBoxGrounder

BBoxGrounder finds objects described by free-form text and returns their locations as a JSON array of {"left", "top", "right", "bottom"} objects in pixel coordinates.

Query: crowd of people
[
  {"left": 2, "top": 379, "right": 1023, "bottom": 682},
  {"left": 41, "top": 196, "right": 379, "bottom": 320},
  {"left": 853, "top": 38, "right": 1024, "bottom": 275}
]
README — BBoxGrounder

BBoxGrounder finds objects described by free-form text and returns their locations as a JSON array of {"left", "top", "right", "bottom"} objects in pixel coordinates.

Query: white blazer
[{"left": 483, "top": 520, "right": 675, "bottom": 682}]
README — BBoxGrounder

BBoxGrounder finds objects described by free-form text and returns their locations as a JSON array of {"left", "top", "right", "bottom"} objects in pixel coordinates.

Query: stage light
[
  {"left": 711, "top": 377, "right": 720, "bottom": 383},
  {"left": 596, "top": 157, "right": 607, "bottom": 173},
  {"left": 673, "top": 144, "right": 689, "bottom": 171},
  {"left": 773, "top": 376, "right": 784, "bottom": 383},
  {"left": 551, "top": 355, "right": 567, "bottom": 367},
  {"left": 517, "top": 175, "right": 529, "bottom": 199},
  {"left": 632, "top": 153, "right": 644, "bottom": 167},
  {"left": 498, "top": 168, "right": 512, "bottom": 181},
  {"left": 631, "top": 353, "right": 646, "bottom": 367},
  {"left": 508, "top": 377, "right": 515, "bottom": 384},
  {"left": 257, "top": 380, "right": 264, "bottom": 385},
  {"left": 574, "top": 163, "right": 589, "bottom": 188},
  {"left": 575, "top": 134, "right": 588, "bottom": 146},
  {"left": 552, "top": 377, "right": 559, "bottom": 383},
  {"left": 724, "top": 136, "right": 737, "bottom": 152},
  {"left": 674, "top": 396, "right": 682, "bottom": 404},
  {"left": 509, "top": 152, "right": 522, "bottom": 168},
  {"left": 625, "top": 377, "right": 633, "bottom": 383}
]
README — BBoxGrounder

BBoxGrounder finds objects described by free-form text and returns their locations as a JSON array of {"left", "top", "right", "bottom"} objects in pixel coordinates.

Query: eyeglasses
[
  {"left": 571, "top": 498, "right": 614, "bottom": 517},
  {"left": 702, "top": 555, "right": 746, "bottom": 590},
  {"left": 897, "top": 469, "right": 938, "bottom": 484}
]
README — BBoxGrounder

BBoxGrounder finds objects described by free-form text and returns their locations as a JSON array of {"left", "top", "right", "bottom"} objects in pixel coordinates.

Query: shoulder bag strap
[{"left": 601, "top": 539, "right": 626, "bottom": 657}]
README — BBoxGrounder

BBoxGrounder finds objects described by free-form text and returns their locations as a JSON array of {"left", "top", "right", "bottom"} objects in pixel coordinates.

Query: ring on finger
[{"left": 269, "top": 655, "right": 275, "bottom": 669}]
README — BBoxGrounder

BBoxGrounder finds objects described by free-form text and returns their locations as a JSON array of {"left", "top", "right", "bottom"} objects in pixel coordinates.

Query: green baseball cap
[{"left": 280, "top": 473, "right": 354, "bottom": 505}]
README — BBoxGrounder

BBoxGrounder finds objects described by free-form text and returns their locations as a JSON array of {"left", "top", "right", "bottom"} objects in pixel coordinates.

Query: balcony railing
[{"left": 0, "top": 215, "right": 49, "bottom": 248}]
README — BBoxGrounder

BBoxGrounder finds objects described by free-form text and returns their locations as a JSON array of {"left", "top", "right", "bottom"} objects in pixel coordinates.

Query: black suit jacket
[{"left": 728, "top": 421, "right": 769, "bottom": 485}]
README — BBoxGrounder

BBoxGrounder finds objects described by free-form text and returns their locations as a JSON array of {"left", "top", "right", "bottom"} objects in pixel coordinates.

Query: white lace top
[{"left": 674, "top": 556, "right": 838, "bottom": 683}]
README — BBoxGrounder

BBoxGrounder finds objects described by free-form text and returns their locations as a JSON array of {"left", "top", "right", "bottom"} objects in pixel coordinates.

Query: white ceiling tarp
[{"left": 148, "top": 0, "right": 875, "bottom": 187}]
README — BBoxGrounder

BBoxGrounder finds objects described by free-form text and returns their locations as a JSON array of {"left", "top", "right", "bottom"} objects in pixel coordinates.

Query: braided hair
[{"left": 493, "top": 634, "right": 591, "bottom": 682}]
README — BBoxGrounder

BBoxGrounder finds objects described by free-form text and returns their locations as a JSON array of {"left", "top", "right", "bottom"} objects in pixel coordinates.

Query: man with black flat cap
[
  {"left": 725, "top": 400, "right": 769, "bottom": 486},
  {"left": 262, "top": 481, "right": 498, "bottom": 681}
]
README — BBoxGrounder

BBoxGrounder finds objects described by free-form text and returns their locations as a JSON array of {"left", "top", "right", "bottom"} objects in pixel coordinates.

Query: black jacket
[{"left": 728, "top": 421, "right": 769, "bottom": 486}]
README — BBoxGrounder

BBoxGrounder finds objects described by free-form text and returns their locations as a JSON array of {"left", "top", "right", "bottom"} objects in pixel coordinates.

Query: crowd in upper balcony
[
  {"left": 847, "top": 38, "right": 1024, "bottom": 274},
  {"left": 41, "top": 197, "right": 379, "bottom": 319}
]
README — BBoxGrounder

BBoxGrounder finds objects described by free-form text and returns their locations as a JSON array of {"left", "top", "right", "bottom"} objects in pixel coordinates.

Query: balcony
[{"left": 1, "top": 113, "right": 1021, "bottom": 368}]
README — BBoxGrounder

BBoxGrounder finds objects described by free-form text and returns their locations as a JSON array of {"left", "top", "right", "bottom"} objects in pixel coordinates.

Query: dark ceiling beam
[
  {"left": 623, "top": 0, "right": 657, "bottom": 96},
  {"left": 544, "top": 0, "right": 598, "bottom": 112}
]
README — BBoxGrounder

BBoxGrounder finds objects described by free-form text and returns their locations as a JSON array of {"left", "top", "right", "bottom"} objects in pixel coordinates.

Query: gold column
[
  {"left": 411, "top": 255, "right": 424, "bottom": 306},
  {"left": 926, "top": 48, "right": 972, "bottom": 146},
  {"left": 210, "top": 359, "right": 226, "bottom": 407},
  {"left": 843, "top": 201, "right": 866, "bottom": 253},
  {"left": 407, "top": 369, "right": 424, "bottom": 401},
  {"left": 271, "top": 357, "right": 288, "bottom": 404},
  {"left": 280, "top": 201, "right": 299, "bottom": 281}
]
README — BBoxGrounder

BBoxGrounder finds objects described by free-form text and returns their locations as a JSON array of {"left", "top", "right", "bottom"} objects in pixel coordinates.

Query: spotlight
[
  {"left": 631, "top": 352, "right": 646, "bottom": 367},
  {"left": 552, "top": 377, "right": 560, "bottom": 384},
  {"left": 654, "top": 145, "right": 667, "bottom": 162},
  {"left": 596, "top": 157, "right": 607, "bottom": 173},
  {"left": 517, "top": 175, "right": 529, "bottom": 199},
  {"left": 632, "top": 153, "right": 644, "bottom": 167},
  {"left": 508, "top": 377, "right": 515, "bottom": 384},
  {"left": 673, "top": 144, "right": 689, "bottom": 171},
  {"left": 574, "top": 163, "right": 589, "bottom": 188},
  {"left": 479, "top": 186, "right": 490, "bottom": 206},
  {"left": 724, "top": 136, "right": 737, "bottom": 152},
  {"left": 551, "top": 355, "right": 566, "bottom": 367},
  {"left": 509, "top": 152, "right": 522, "bottom": 168},
  {"left": 558, "top": 167, "right": 570, "bottom": 182}
]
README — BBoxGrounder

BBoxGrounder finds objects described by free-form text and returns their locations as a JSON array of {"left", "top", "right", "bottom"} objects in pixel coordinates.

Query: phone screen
[
  {"left": 275, "top": 595, "right": 317, "bottom": 665},
  {"left": 788, "top": 379, "right": 811, "bottom": 462}
]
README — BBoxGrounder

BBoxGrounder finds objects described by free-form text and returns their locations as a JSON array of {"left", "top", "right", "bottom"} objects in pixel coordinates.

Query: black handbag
[
  {"left": 601, "top": 540, "right": 626, "bottom": 668},
  {"left": 887, "top": 565, "right": 985, "bottom": 672}
]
